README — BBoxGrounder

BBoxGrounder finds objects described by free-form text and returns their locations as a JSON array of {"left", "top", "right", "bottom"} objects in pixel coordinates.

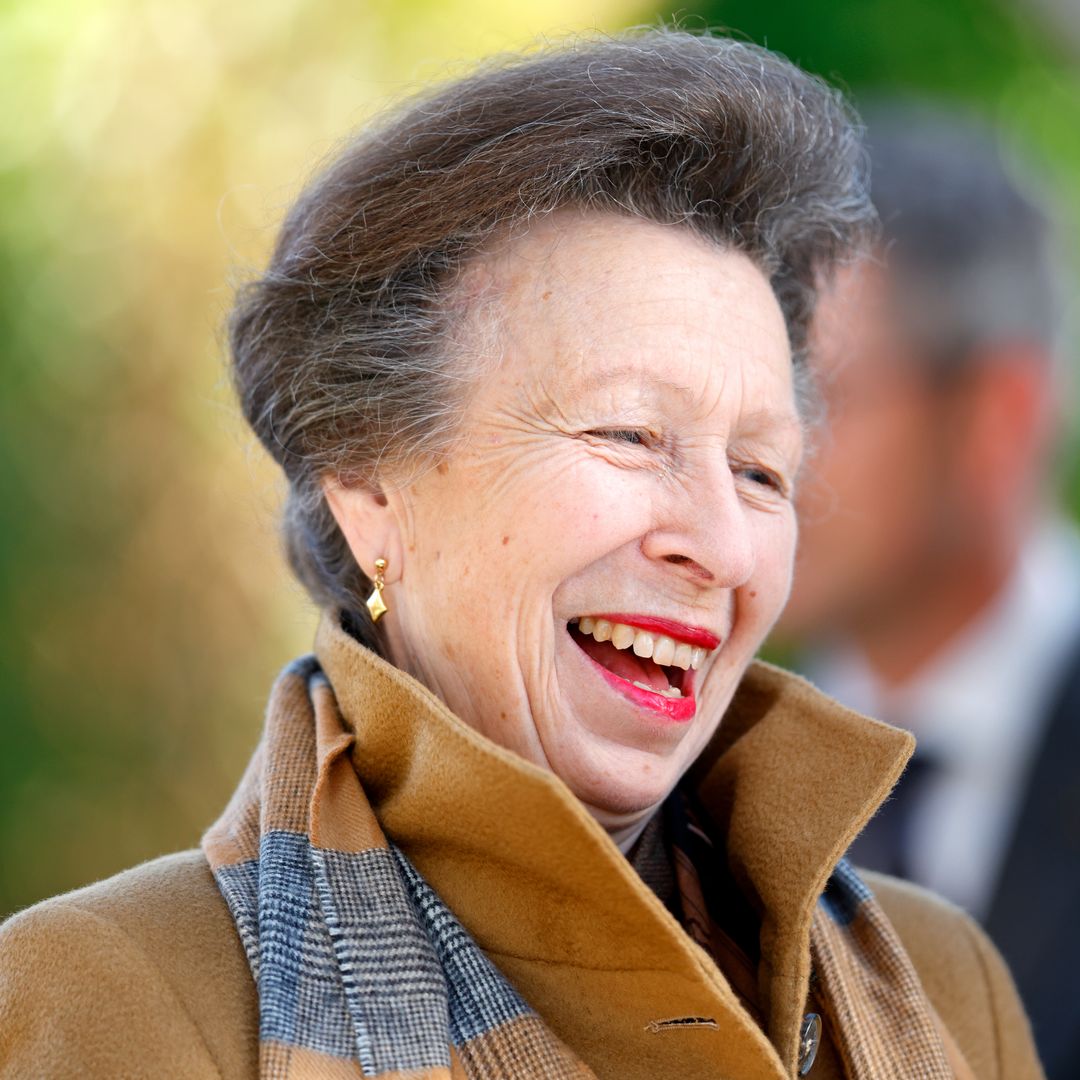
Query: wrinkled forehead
[
  {"left": 462, "top": 210, "right": 796, "bottom": 412},
  {"left": 482, "top": 209, "right": 758, "bottom": 311}
]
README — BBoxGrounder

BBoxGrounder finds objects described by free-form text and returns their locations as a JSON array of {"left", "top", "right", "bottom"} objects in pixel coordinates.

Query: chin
[
  {"left": 592, "top": 785, "right": 673, "bottom": 818},
  {"left": 567, "top": 750, "right": 684, "bottom": 819}
]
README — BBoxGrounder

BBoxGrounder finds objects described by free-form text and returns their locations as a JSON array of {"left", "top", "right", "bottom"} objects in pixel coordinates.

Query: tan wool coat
[{"left": 0, "top": 620, "right": 1044, "bottom": 1079}]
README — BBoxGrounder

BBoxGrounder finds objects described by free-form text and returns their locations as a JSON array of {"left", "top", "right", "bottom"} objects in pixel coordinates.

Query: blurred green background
[{"left": 2, "top": 0, "right": 1077, "bottom": 915}]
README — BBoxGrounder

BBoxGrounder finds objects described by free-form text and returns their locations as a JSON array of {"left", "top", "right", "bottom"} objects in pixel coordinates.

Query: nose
[{"left": 640, "top": 460, "right": 756, "bottom": 588}]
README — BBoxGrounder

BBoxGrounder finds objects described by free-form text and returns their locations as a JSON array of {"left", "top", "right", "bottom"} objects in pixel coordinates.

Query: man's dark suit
[
  {"left": 982, "top": 638, "right": 1080, "bottom": 1079},
  {"left": 843, "top": 630, "right": 1080, "bottom": 1078}
]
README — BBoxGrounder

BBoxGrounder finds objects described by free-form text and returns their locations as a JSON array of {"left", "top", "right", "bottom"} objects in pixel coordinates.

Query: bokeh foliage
[
  {"left": 2, "top": 0, "right": 1076, "bottom": 916},
  {"left": 0, "top": 0, "right": 631, "bottom": 916}
]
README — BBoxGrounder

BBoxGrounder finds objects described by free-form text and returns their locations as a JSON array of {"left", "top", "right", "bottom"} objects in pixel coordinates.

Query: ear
[
  {"left": 958, "top": 346, "right": 1054, "bottom": 521},
  {"left": 322, "top": 474, "right": 404, "bottom": 584}
]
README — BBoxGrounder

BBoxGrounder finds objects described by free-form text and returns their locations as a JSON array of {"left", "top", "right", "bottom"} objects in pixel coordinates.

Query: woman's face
[{"left": 346, "top": 213, "right": 802, "bottom": 829}]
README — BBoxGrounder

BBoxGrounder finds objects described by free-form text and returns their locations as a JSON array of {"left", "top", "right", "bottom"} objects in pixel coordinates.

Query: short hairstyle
[
  {"left": 230, "top": 28, "right": 875, "bottom": 622},
  {"left": 865, "top": 104, "right": 1062, "bottom": 369}
]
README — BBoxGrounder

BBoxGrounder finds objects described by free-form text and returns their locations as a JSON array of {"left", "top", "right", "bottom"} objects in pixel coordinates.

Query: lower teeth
[{"left": 632, "top": 680, "right": 683, "bottom": 699}]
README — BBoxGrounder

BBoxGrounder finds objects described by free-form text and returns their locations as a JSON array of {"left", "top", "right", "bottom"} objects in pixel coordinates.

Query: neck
[{"left": 586, "top": 803, "right": 660, "bottom": 855}]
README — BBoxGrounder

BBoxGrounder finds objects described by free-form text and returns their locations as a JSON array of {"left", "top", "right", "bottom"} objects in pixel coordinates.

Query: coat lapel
[
  {"left": 689, "top": 664, "right": 914, "bottom": 1069},
  {"left": 315, "top": 613, "right": 912, "bottom": 1079}
]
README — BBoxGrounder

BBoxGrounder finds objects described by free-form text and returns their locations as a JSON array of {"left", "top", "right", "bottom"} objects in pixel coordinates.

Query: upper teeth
[{"left": 577, "top": 616, "right": 708, "bottom": 670}]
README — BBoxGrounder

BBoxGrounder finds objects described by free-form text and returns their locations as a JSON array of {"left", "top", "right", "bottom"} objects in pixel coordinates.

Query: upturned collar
[{"left": 315, "top": 610, "right": 912, "bottom": 1077}]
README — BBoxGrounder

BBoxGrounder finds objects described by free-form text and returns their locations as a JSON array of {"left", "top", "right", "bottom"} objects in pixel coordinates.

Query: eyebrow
[{"left": 567, "top": 365, "right": 696, "bottom": 405}]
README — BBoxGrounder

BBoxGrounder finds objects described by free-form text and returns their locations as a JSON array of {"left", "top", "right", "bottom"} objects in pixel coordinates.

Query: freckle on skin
[
  {"left": 436, "top": 461, "right": 449, "bottom": 475},
  {"left": 501, "top": 535, "right": 510, "bottom": 546},
  {"left": 541, "top": 290, "right": 552, "bottom": 301},
  {"left": 749, "top": 590, "right": 758, "bottom": 598}
]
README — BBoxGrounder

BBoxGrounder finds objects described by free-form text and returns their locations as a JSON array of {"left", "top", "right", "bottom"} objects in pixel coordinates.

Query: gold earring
[{"left": 366, "top": 557, "right": 388, "bottom": 622}]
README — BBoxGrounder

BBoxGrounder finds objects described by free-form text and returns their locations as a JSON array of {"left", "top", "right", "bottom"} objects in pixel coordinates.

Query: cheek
[
  {"left": 745, "top": 510, "right": 798, "bottom": 620},
  {"left": 799, "top": 419, "right": 909, "bottom": 566},
  {"left": 541, "top": 457, "right": 657, "bottom": 556},
  {"left": 399, "top": 452, "right": 654, "bottom": 639},
  {"left": 457, "top": 450, "right": 656, "bottom": 577},
  {"left": 814, "top": 416, "right": 886, "bottom": 499},
  {"left": 822, "top": 400, "right": 931, "bottom": 514}
]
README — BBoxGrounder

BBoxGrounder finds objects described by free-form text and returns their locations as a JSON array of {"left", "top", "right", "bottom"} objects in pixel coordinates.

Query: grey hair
[
  {"left": 864, "top": 103, "right": 1064, "bottom": 371},
  {"left": 230, "top": 28, "right": 876, "bottom": 629}
]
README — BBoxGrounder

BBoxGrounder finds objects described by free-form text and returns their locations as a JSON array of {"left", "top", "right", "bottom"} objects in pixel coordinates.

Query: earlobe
[{"left": 322, "top": 474, "right": 403, "bottom": 584}]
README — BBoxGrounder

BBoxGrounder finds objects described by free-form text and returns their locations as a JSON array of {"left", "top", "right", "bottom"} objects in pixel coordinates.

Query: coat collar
[{"left": 315, "top": 610, "right": 913, "bottom": 1078}]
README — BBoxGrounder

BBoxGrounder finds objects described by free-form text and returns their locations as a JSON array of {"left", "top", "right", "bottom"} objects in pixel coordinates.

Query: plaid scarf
[{"left": 203, "top": 653, "right": 958, "bottom": 1079}]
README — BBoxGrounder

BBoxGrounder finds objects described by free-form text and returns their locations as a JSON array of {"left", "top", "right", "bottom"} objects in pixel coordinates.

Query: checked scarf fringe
[
  {"left": 203, "top": 656, "right": 591, "bottom": 1079},
  {"left": 203, "top": 653, "right": 956, "bottom": 1079},
  {"left": 810, "top": 866, "right": 958, "bottom": 1079}
]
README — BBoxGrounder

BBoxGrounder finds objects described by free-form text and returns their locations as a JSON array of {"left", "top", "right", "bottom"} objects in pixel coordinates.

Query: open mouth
[{"left": 567, "top": 613, "right": 719, "bottom": 722}]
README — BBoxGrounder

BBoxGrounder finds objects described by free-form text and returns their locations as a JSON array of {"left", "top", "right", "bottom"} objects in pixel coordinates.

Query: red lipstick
[
  {"left": 587, "top": 613, "right": 721, "bottom": 650},
  {"left": 585, "top": 655, "right": 697, "bottom": 722}
]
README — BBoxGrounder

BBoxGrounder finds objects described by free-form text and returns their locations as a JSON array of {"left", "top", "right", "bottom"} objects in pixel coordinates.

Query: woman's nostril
[{"left": 661, "top": 552, "right": 716, "bottom": 583}]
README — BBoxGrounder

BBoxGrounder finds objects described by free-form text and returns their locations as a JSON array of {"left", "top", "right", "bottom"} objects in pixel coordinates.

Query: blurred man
[{"left": 778, "top": 109, "right": 1080, "bottom": 1076}]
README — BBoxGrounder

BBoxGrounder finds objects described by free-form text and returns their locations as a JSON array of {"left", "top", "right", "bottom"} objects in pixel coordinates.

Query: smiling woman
[
  {"left": 0, "top": 27, "right": 1042, "bottom": 1080},
  {"left": 325, "top": 216, "right": 804, "bottom": 833}
]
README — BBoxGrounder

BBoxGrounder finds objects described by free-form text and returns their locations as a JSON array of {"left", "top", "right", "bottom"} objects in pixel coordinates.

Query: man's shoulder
[
  {"left": 0, "top": 850, "right": 257, "bottom": 1079},
  {"left": 863, "top": 869, "right": 1043, "bottom": 1080}
]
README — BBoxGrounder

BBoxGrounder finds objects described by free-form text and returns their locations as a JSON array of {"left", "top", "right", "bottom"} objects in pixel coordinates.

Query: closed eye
[
  {"left": 736, "top": 463, "right": 788, "bottom": 496},
  {"left": 586, "top": 429, "right": 647, "bottom": 445}
]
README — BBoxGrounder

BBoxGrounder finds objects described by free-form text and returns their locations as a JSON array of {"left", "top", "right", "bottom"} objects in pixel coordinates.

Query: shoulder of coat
[
  {"left": 0, "top": 850, "right": 257, "bottom": 1079},
  {"left": 3, "top": 849, "right": 231, "bottom": 953},
  {"left": 861, "top": 869, "right": 1043, "bottom": 1080}
]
